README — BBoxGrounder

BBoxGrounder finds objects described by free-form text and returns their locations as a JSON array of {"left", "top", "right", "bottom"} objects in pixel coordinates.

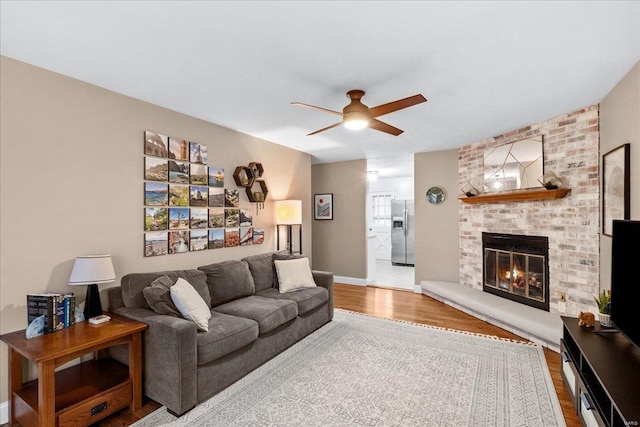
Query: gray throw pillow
[
  {"left": 142, "top": 275, "right": 181, "bottom": 317},
  {"left": 198, "top": 260, "right": 256, "bottom": 306},
  {"left": 242, "top": 252, "right": 275, "bottom": 292}
]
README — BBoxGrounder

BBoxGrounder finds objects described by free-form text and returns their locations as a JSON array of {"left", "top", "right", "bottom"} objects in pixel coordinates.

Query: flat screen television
[{"left": 610, "top": 219, "right": 640, "bottom": 349}]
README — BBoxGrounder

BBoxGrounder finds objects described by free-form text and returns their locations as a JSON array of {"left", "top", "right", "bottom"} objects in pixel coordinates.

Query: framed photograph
[
  {"left": 209, "top": 187, "right": 225, "bottom": 207},
  {"left": 603, "top": 143, "right": 630, "bottom": 236},
  {"left": 225, "top": 189, "right": 239, "bottom": 207},
  {"left": 209, "top": 166, "right": 225, "bottom": 187},
  {"left": 169, "top": 207, "right": 190, "bottom": 230},
  {"left": 240, "top": 209, "right": 253, "bottom": 227},
  {"left": 208, "top": 207, "right": 225, "bottom": 228},
  {"left": 240, "top": 227, "right": 253, "bottom": 246},
  {"left": 225, "top": 208, "right": 239, "bottom": 227},
  {"left": 144, "top": 207, "right": 167, "bottom": 231},
  {"left": 189, "top": 230, "right": 208, "bottom": 252},
  {"left": 314, "top": 193, "right": 333, "bottom": 220},
  {"left": 225, "top": 228, "right": 239, "bottom": 247},
  {"left": 145, "top": 157, "right": 168, "bottom": 181},
  {"left": 169, "top": 137, "right": 189, "bottom": 161},
  {"left": 190, "top": 186, "right": 208, "bottom": 207},
  {"left": 208, "top": 229, "right": 225, "bottom": 249},
  {"left": 144, "top": 131, "right": 168, "bottom": 158},
  {"left": 144, "top": 232, "right": 168, "bottom": 257},
  {"left": 190, "top": 208, "right": 208, "bottom": 229},
  {"left": 169, "top": 184, "right": 189, "bottom": 206},
  {"left": 190, "top": 163, "right": 208, "bottom": 185},
  {"left": 168, "top": 231, "right": 189, "bottom": 254},
  {"left": 253, "top": 227, "right": 265, "bottom": 245},
  {"left": 168, "top": 160, "right": 189, "bottom": 184},
  {"left": 190, "top": 142, "right": 207, "bottom": 164},
  {"left": 144, "top": 182, "right": 168, "bottom": 206}
]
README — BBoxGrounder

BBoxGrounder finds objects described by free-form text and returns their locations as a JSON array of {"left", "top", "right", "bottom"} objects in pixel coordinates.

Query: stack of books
[{"left": 27, "top": 292, "right": 76, "bottom": 334}]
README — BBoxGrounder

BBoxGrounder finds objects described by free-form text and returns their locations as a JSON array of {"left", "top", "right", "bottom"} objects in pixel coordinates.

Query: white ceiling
[{"left": 1, "top": 1, "right": 638, "bottom": 179}]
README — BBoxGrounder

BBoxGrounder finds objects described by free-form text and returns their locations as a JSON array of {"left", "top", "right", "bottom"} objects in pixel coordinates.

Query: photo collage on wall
[{"left": 143, "top": 131, "right": 264, "bottom": 257}]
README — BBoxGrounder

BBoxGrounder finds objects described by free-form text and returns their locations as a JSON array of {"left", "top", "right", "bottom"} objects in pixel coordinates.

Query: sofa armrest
[
  {"left": 312, "top": 270, "right": 334, "bottom": 319},
  {"left": 106, "top": 286, "right": 125, "bottom": 311},
  {"left": 111, "top": 306, "right": 198, "bottom": 415}
]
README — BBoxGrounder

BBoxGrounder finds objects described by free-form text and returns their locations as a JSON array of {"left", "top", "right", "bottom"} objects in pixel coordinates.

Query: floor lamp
[{"left": 275, "top": 200, "right": 302, "bottom": 254}]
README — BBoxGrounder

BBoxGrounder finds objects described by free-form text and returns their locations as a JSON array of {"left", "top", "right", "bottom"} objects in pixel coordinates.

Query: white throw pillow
[
  {"left": 275, "top": 257, "right": 316, "bottom": 293},
  {"left": 170, "top": 277, "right": 211, "bottom": 331}
]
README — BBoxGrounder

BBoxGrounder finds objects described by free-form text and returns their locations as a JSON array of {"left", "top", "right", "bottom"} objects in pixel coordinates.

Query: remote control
[{"left": 89, "top": 315, "right": 111, "bottom": 324}]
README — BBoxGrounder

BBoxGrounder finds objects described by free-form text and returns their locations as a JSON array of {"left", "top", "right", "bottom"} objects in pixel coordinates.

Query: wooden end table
[{"left": 0, "top": 313, "right": 147, "bottom": 427}]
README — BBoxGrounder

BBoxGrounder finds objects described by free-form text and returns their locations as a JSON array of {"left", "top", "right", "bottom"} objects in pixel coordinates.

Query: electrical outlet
[{"left": 558, "top": 301, "right": 566, "bottom": 313}]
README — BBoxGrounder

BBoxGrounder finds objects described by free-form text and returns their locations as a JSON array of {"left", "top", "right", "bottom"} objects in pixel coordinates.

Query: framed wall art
[
  {"left": 169, "top": 207, "right": 190, "bottom": 230},
  {"left": 314, "top": 193, "right": 333, "bottom": 220},
  {"left": 145, "top": 232, "right": 168, "bottom": 257},
  {"left": 208, "top": 229, "right": 225, "bottom": 249},
  {"left": 602, "top": 143, "right": 630, "bottom": 236}
]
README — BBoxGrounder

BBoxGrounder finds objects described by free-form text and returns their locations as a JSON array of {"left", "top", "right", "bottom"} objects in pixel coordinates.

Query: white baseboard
[
  {"left": 1, "top": 400, "right": 8, "bottom": 424},
  {"left": 413, "top": 284, "right": 422, "bottom": 294},
  {"left": 334, "top": 276, "right": 367, "bottom": 286}
]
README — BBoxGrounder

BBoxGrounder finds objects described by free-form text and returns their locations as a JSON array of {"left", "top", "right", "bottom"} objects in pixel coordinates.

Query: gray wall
[
  {"left": 599, "top": 61, "right": 640, "bottom": 290},
  {"left": 311, "top": 160, "right": 367, "bottom": 280},
  {"left": 0, "top": 56, "right": 312, "bottom": 402},
  {"left": 414, "top": 149, "right": 460, "bottom": 284}
]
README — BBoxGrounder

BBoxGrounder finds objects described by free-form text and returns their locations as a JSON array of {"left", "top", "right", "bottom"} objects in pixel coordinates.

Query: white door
[{"left": 371, "top": 192, "right": 394, "bottom": 260}]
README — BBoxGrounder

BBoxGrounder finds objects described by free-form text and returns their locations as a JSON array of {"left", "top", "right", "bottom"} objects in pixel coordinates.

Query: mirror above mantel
[{"left": 483, "top": 135, "right": 543, "bottom": 193}]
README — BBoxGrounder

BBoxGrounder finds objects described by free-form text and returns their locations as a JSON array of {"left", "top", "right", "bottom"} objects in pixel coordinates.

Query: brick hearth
[{"left": 458, "top": 104, "right": 600, "bottom": 317}]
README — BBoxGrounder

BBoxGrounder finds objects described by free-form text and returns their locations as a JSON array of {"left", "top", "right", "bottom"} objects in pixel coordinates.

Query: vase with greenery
[{"left": 594, "top": 290, "right": 612, "bottom": 327}]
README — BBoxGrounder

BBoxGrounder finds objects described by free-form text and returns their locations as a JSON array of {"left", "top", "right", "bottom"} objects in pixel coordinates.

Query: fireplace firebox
[{"left": 482, "top": 232, "right": 549, "bottom": 311}]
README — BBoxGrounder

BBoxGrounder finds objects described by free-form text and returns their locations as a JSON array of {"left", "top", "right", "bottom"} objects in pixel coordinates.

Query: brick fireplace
[{"left": 458, "top": 104, "right": 600, "bottom": 317}]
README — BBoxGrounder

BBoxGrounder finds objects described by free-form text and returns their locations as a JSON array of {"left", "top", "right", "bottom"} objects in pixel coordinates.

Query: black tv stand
[
  {"left": 593, "top": 328, "right": 619, "bottom": 335},
  {"left": 561, "top": 316, "right": 640, "bottom": 427}
]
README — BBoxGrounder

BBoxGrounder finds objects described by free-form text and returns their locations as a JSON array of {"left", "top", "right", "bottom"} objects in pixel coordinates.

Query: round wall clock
[{"left": 426, "top": 186, "right": 446, "bottom": 204}]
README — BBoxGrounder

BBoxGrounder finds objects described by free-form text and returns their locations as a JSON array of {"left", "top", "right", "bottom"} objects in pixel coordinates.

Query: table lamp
[
  {"left": 275, "top": 200, "right": 302, "bottom": 254},
  {"left": 68, "top": 254, "right": 116, "bottom": 320}
]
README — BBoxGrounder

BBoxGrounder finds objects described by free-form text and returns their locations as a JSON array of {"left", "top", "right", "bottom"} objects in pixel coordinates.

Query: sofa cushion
[
  {"left": 274, "top": 257, "right": 316, "bottom": 293},
  {"left": 242, "top": 252, "right": 275, "bottom": 292},
  {"left": 121, "top": 270, "right": 211, "bottom": 309},
  {"left": 170, "top": 278, "right": 212, "bottom": 332},
  {"left": 196, "top": 312, "right": 259, "bottom": 365},
  {"left": 212, "top": 295, "right": 298, "bottom": 335},
  {"left": 256, "top": 287, "right": 328, "bottom": 316},
  {"left": 142, "top": 275, "right": 181, "bottom": 317},
  {"left": 198, "top": 260, "right": 256, "bottom": 306},
  {"left": 272, "top": 251, "right": 304, "bottom": 287}
]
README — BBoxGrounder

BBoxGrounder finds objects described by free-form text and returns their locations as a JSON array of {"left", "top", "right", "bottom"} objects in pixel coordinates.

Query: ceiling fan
[{"left": 292, "top": 89, "right": 427, "bottom": 136}]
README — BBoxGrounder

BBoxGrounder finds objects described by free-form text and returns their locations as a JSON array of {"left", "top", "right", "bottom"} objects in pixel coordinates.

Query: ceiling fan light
[
  {"left": 344, "top": 119, "right": 369, "bottom": 130},
  {"left": 343, "top": 110, "right": 370, "bottom": 130}
]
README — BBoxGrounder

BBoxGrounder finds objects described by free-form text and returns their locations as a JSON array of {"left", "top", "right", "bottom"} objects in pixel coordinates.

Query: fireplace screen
[
  {"left": 482, "top": 233, "right": 549, "bottom": 311},
  {"left": 484, "top": 249, "right": 545, "bottom": 301}
]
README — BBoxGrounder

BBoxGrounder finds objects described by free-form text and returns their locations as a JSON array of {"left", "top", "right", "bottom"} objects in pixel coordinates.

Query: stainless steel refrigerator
[{"left": 391, "top": 199, "right": 415, "bottom": 266}]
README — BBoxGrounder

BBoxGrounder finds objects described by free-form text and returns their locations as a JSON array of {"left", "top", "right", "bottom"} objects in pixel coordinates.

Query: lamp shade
[
  {"left": 275, "top": 200, "right": 302, "bottom": 225},
  {"left": 68, "top": 254, "right": 116, "bottom": 285}
]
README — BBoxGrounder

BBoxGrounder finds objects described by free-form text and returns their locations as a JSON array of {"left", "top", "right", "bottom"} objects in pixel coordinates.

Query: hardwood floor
[{"left": 3, "top": 283, "right": 579, "bottom": 426}]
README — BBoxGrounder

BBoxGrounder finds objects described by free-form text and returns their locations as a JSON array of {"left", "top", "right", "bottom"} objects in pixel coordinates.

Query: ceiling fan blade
[
  {"left": 369, "top": 94, "right": 427, "bottom": 118},
  {"left": 307, "top": 122, "right": 343, "bottom": 136},
  {"left": 369, "top": 119, "right": 403, "bottom": 136},
  {"left": 291, "top": 102, "right": 342, "bottom": 116}
]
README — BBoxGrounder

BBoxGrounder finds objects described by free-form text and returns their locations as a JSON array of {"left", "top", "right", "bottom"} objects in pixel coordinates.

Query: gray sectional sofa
[{"left": 106, "top": 251, "right": 334, "bottom": 416}]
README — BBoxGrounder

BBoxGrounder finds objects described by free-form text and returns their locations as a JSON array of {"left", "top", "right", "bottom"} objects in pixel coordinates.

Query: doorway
[{"left": 367, "top": 157, "right": 415, "bottom": 291}]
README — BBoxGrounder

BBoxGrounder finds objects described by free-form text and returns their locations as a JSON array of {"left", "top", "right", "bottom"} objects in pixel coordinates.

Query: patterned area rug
[{"left": 132, "top": 309, "right": 566, "bottom": 426}]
